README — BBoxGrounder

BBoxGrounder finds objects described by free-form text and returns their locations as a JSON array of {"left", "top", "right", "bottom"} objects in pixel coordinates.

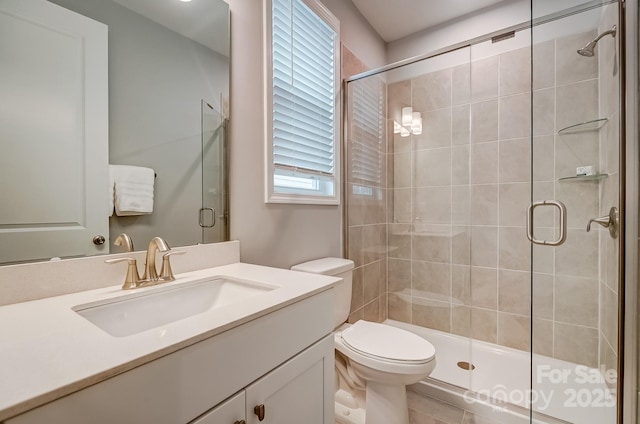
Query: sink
[{"left": 73, "top": 276, "right": 277, "bottom": 337}]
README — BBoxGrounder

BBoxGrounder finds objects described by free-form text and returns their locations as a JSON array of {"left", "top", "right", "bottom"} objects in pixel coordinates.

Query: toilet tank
[{"left": 291, "top": 257, "right": 354, "bottom": 328}]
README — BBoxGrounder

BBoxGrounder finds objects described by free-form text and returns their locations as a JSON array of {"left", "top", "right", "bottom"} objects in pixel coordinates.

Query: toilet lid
[{"left": 341, "top": 321, "right": 435, "bottom": 364}]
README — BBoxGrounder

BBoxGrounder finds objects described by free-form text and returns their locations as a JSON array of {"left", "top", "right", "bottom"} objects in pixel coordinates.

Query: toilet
[{"left": 291, "top": 258, "right": 436, "bottom": 424}]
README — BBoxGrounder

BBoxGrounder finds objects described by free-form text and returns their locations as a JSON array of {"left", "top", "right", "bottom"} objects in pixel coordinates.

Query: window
[{"left": 265, "top": 0, "right": 340, "bottom": 204}]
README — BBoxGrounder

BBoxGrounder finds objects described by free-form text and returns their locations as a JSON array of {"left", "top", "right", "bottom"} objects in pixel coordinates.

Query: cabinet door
[
  {"left": 245, "top": 335, "right": 334, "bottom": 424},
  {"left": 190, "top": 391, "right": 245, "bottom": 424}
]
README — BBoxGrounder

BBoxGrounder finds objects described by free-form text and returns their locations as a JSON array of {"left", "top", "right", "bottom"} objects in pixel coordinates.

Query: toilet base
[
  {"left": 335, "top": 401, "right": 366, "bottom": 424},
  {"left": 364, "top": 381, "right": 409, "bottom": 424}
]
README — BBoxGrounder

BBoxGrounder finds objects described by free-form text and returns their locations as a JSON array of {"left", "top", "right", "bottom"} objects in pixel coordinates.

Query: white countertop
[{"left": 0, "top": 262, "right": 340, "bottom": 421}]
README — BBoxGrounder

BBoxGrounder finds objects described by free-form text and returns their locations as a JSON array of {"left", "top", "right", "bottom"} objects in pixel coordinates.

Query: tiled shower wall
[{"left": 382, "top": 29, "right": 611, "bottom": 367}]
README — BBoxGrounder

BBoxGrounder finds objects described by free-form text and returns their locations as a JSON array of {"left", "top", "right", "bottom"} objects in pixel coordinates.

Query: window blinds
[{"left": 272, "top": 0, "right": 336, "bottom": 181}]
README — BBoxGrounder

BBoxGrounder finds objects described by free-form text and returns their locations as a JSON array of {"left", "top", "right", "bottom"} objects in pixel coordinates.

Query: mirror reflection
[{"left": 0, "top": 0, "right": 230, "bottom": 265}]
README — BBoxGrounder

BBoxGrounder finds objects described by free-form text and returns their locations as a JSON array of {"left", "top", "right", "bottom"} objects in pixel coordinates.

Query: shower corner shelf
[
  {"left": 557, "top": 118, "right": 608, "bottom": 135},
  {"left": 558, "top": 173, "right": 609, "bottom": 182}
]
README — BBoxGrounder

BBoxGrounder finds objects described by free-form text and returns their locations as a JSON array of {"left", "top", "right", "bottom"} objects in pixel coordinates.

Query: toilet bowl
[{"left": 291, "top": 258, "right": 436, "bottom": 424}]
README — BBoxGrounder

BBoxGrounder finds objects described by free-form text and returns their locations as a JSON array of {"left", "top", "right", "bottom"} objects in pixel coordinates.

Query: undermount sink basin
[{"left": 73, "top": 276, "right": 277, "bottom": 337}]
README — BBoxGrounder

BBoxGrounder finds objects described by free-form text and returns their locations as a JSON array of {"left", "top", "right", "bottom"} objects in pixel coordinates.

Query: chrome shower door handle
[{"left": 526, "top": 200, "right": 567, "bottom": 246}]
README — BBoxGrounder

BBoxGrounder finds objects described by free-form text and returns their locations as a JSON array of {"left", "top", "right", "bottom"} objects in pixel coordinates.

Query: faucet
[
  {"left": 114, "top": 233, "right": 134, "bottom": 252},
  {"left": 142, "top": 236, "right": 171, "bottom": 282},
  {"left": 106, "top": 236, "right": 186, "bottom": 290}
]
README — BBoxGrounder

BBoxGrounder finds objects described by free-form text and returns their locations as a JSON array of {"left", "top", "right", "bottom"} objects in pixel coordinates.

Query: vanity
[{"left": 0, "top": 242, "right": 339, "bottom": 423}]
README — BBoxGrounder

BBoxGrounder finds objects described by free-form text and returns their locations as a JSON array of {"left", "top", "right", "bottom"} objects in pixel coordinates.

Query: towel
[{"left": 110, "top": 165, "right": 155, "bottom": 216}]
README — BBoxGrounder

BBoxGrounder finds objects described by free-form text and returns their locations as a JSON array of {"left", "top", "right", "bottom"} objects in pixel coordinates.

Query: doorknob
[
  {"left": 587, "top": 206, "right": 618, "bottom": 238},
  {"left": 93, "top": 235, "right": 106, "bottom": 245}
]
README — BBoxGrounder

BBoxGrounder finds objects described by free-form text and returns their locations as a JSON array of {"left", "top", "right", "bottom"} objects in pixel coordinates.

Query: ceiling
[
  {"left": 351, "top": 0, "right": 517, "bottom": 42},
  {"left": 111, "top": 0, "right": 229, "bottom": 56}
]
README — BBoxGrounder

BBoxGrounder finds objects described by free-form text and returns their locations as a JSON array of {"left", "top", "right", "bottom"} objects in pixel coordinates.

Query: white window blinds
[{"left": 270, "top": 0, "right": 338, "bottom": 199}]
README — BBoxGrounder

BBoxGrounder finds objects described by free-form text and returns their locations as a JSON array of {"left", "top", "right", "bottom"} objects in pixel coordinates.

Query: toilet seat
[{"left": 336, "top": 321, "right": 436, "bottom": 375}]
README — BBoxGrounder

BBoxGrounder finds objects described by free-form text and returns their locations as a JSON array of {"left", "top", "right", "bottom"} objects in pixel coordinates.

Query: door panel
[{"left": 0, "top": 0, "right": 108, "bottom": 263}]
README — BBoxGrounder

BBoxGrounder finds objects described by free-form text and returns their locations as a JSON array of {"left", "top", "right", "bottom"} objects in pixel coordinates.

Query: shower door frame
[{"left": 342, "top": 0, "right": 635, "bottom": 422}]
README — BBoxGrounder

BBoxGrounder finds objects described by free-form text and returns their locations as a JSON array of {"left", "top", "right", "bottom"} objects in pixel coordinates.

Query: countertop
[{"left": 0, "top": 262, "right": 340, "bottom": 421}]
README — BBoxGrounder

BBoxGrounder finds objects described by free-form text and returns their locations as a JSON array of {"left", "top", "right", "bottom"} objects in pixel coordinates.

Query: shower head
[{"left": 577, "top": 25, "right": 617, "bottom": 57}]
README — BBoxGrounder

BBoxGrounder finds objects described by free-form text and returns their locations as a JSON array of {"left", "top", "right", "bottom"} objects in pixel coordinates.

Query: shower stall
[{"left": 344, "top": 1, "right": 624, "bottom": 422}]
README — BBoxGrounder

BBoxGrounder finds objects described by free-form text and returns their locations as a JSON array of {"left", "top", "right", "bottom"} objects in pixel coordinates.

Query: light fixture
[
  {"left": 394, "top": 106, "right": 422, "bottom": 137},
  {"left": 401, "top": 107, "right": 413, "bottom": 127},
  {"left": 179, "top": 0, "right": 193, "bottom": 2}
]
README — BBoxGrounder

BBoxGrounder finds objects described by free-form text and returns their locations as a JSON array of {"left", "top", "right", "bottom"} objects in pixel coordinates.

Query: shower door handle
[{"left": 526, "top": 200, "right": 567, "bottom": 246}]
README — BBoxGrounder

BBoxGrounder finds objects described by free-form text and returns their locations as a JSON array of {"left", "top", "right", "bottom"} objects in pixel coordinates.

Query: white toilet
[{"left": 291, "top": 258, "right": 436, "bottom": 424}]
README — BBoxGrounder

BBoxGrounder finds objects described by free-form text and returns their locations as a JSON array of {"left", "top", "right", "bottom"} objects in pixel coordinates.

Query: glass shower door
[
  {"left": 530, "top": 2, "right": 621, "bottom": 423},
  {"left": 201, "top": 99, "right": 229, "bottom": 243}
]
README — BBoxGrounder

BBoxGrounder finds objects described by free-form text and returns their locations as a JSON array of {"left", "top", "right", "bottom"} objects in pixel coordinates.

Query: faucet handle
[
  {"left": 105, "top": 258, "right": 141, "bottom": 290},
  {"left": 159, "top": 250, "right": 187, "bottom": 281}
]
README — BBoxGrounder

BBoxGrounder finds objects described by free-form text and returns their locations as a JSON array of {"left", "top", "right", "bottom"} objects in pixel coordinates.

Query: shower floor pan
[{"left": 386, "top": 320, "right": 615, "bottom": 424}]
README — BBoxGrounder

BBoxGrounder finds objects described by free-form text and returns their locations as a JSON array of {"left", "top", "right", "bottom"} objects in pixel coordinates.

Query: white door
[{"left": 0, "top": 0, "right": 108, "bottom": 263}]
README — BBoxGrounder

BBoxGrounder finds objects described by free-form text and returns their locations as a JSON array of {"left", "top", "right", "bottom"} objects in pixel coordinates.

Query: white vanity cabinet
[{"left": 5, "top": 290, "right": 335, "bottom": 424}]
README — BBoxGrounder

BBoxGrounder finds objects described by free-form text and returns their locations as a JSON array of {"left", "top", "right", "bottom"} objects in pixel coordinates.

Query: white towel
[{"left": 110, "top": 165, "right": 155, "bottom": 216}]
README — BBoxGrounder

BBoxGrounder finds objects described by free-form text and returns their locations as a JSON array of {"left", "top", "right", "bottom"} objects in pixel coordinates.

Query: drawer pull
[{"left": 254, "top": 404, "right": 266, "bottom": 421}]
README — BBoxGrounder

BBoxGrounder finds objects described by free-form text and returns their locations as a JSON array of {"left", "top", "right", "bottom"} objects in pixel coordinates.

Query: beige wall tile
[
  {"left": 388, "top": 258, "right": 410, "bottom": 293},
  {"left": 556, "top": 79, "right": 598, "bottom": 131},
  {"left": 412, "top": 297, "right": 451, "bottom": 332},
  {"left": 414, "top": 148, "right": 452, "bottom": 187},
  {"left": 556, "top": 30, "right": 598, "bottom": 86},
  {"left": 413, "top": 187, "right": 451, "bottom": 224},
  {"left": 415, "top": 108, "right": 452, "bottom": 150},
  {"left": 452, "top": 304, "right": 470, "bottom": 337},
  {"left": 412, "top": 260, "right": 451, "bottom": 299},
  {"left": 555, "top": 275, "right": 598, "bottom": 327},
  {"left": 600, "top": 283, "right": 618, "bottom": 352},
  {"left": 471, "top": 56, "right": 499, "bottom": 101},
  {"left": 471, "top": 266, "right": 498, "bottom": 309},
  {"left": 393, "top": 188, "right": 411, "bottom": 223},
  {"left": 555, "top": 180, "right": 599, "bottom": 230},
  {"left": 555, "top": 132, "right": 599, "bottom": 179},
  {"left": 471, "top": 184, "right": 498, "bottom": 225},
  {"left": 452, "top": 146, "right": 470, "bottom": 185},
  {"left": 412, "top": 225, "right": 452, "bottom": 263},
  {"left": 532, "top": 135, "right": 555, "bottom": 182},
  {"left": 452, "top": 63, "right": 471, "bottom": 106},
  {"left": 452, "top": 186, "right": 470, "bottom": 225},
  {"left": 471, "top": 100, "right": 499, "bottom": 143},
  {"left": 533, "top": 318, "right": 553, "bottom": 357},
  {"left": 472, "top": 307, "right": 498, "bottom": 344},
  {"left": 498, "top": 269, "right": 531, "bottom": 316},
  {"left": 533, "top": 40, "right": 555, "bottom": 90},
  {"left": 348, "top": 226, "right": 364, "bottom": 267},
  {"left": 533, "top": 88, "right": 555, "bottom": 136},
  {"left": 350, "top": 266, "right": 364, "bottom": 312},
  {"left": 452, "top": 105, "right": 471, "bottom": 146},
  {"left": 394, "top": 152, "right": 412, "bottom": 188},
  {"left": 471, "top": 141, "right": 499, "bottom": 184},
  {"left": 533, "top": 273, "right": 554, "bottom": 320},
  {"left": 412, "top": 69, "right": 452, "bottom": 112},
  {"left": 363, "top": 299, "right": 381, "bottom": 323},
  {"left": 388, "top": 223, "right": 411, "bottom": 259},
  {"left": 452, "top": 264, "right": 471, "bottom": 305},
  {"left": 498, "top": 227, "right": 531, "bottom": 271},
  {"left": 363, "top": 261, "right": 381, "bottom": 304},
  {"left": 471, "top": 226, "right": 498, "bottom": 267},
  {"left": 500, "top": 47, "right": 531, "bottom": 96},
  {"left": 500, "top": 92, "right": 531, "bottom": 140},
  {"left": 499, "top": 183, "right": 533, "bottom": 228},
  {"left": 452, "top": 227, "right": 471, "bottom": 265},
  {"left": 388, "top": 292, "right": 411, "bottom": 323},
  {"left": 554, "top": 322, "right": 598, "bottom": 367},
  {"left": 499, "top": 138, "right": 530, "bottom": 183},
  {"left": 555, "top": 229, "right": 598, "bottom": 279},
  {"left": 498, "top": 312, "right": 530, "bottom": 350}
]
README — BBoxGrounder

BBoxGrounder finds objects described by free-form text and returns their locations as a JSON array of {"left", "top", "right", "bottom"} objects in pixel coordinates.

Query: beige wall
[{"left": 225, "top": 0, "right": 385, "bottom": 269}]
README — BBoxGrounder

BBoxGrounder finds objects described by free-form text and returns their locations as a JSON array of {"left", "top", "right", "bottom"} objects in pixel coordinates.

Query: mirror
[{"left": 0, "top": 0, "right": 229, "bottom": 264}]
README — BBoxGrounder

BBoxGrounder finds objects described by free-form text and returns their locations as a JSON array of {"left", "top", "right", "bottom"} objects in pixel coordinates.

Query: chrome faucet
[{"left": 142, "top": 236, "right": 170, "bottom": 282}]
